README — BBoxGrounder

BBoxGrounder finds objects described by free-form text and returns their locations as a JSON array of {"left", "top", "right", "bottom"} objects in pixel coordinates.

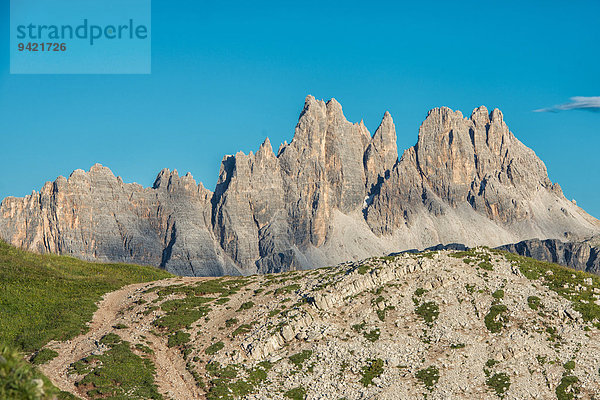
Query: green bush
[
  {"left": 360, "top": 359, "right": 384, "bottom": 387},
  {"left": 363, "top": 329, "right": 380, "bottom": 342},
  {"left": 284, "top": 387, "right": 306, "bottom": 400},
  {"left": 415, "top": 365, "right": 440, "bottom": 391},
  {"left": 167, "top": 331, "right": 190, "bottom": 348},
  {"left": 555, "top": 375, "right": 579, "bottom": 400},
  {"left": 99, "top": 333, "right": 121, "bottom": 346},
  {"left": 479, "top": 261, "right": 493, "bottom": 271},
  {"left": 415, "top": 301, "right": 440, "bottom": 324},
  {"left": 527, "top": 296, "right": 541, "bottom": 310},
  {"left": 484, "top": 305, "right": 508, "bottom": 333},
  {"left": 30, "top": 348, "right": 58, "bottom": 366},
  {"left": 503, "top": 252, "right": 600, "bottom": 322},
  {"left": 486, "top": 372, "right": 510, "bottom": 398},
  {"left": 205, "top": 342, "right": 225, "bottom": 355},
  {"left": 289, "top": 350, "right": 312, "bottom": 369},
  {"left": 237, "top": 301, "right": 255, "bottom": 312},
  {"left": 74, "top": 335, "right": 162, "bottom": 399},
  {"left": 274, "top": 284, "right": 301, "bottom": 296},
  {"left": 232, "top": 324, "right": 252, "bottom": 337},
  {"left": 563, "top": 360, "right": 575, "bottom": 371},
  {"left": 492, "top": 289, "right": 504, "bottom": 299},
  {"left": 225, "top": 318, "right": 238, "bottom": 328},
  {"left": 0, "top": 343, "right": 58, "bottom": 399}
]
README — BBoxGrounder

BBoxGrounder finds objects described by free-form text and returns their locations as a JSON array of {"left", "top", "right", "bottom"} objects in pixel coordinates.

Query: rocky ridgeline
[
  {"left": 42, "top": 249, "right": 600, "bottom": 399},
  {"left": 242, "top": 256, "right": 429, "bottom": 360},
  {"left": 1, "top": 96, "right": 599, "bottom": 276},
  {"left": 500, "top": 235, "right": 600, "bottom": 275}
]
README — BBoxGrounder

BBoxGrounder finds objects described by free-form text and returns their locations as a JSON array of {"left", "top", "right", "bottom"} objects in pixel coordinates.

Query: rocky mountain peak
[
  {"left": 325, "top": 97, "right": 345, "bottom": 120},
  {"left": 88, "top": 163, "right": 112, "bottom": 174},
  {"left": 364, "top": 111, "right": 399, "bottom": 190},
  {"left": 256, "top": 137, "right": 276, "bottom": 162},
  {"left": 1, "top": 96, "right": 599, "bottom": 277},
  {"left": 470, "top": 105, "right": 490, "bottom": 125},
  {"left": 153, "top": 168, "right": 173, "bottom": 188}
]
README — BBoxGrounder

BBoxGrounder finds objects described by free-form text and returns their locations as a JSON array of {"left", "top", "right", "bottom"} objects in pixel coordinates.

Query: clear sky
[{"left": 1, "top": 0, "right": 599, "bottom": 217}]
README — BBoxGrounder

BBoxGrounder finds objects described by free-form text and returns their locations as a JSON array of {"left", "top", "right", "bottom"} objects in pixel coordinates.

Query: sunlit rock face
[{"left": 1, "top": 96, "right": 598, "bottom": 276}]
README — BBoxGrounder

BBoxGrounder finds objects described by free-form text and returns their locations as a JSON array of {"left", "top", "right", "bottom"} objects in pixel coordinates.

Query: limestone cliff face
[
  {"left": 0, "top": 165, "right": 238, "bottom": 276},
  {"left": 1, "top": 96, "right": 598, "bottom": 275},
  {"left": 211, "top": 96, "right": 390, "bottom": 273},
  {"left": 364, "top": 106, "right": 597, "bottom": 238},
  {"left": 499, "top": 236, "right": 600, "bottom": 275}
]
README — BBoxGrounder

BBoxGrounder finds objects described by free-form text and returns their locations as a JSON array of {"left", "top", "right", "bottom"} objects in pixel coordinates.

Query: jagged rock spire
[{"left": 1, "top": 97, "right": 598, "bottom": 277}]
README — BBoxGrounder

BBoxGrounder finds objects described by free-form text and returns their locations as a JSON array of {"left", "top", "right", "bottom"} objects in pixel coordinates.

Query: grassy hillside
[
  {"left": 79, "top": 247, "right": 597, "bottom": 399},
  {"left": 0, "top": 240, "right": 172, "bottom": 353},
  {"left": 4, "top": 240, "right": 600, "bottom": 399},
  {"left": 1, "top": 343, "right": 64, "bottom": 400}
]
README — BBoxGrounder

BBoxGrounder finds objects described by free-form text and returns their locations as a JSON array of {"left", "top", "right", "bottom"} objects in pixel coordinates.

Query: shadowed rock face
[
  {"left": 1, "top": 96, "right": 599, "bottom": 276},
  {"left": 499, "top": 236, "right": 600, "bottom": 275}
]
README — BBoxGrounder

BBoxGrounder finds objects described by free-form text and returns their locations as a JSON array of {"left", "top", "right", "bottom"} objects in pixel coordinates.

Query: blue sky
[{"left": 1, "top": 0, "right": 599, "bottom": 217}]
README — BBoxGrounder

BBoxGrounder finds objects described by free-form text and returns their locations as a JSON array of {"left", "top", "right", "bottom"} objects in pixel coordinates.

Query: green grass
[
  {"left": 491, "top": 289, "right": 504, "bottom": 300},
  {"left": 205, "top": 361, "right": 272, "bottom": 400},
  {"left": 502, "top": 251, "right": 600, "bottom": 323},
  {"left": 357, "top": 264, "right": 371, "bottom": 275},
  {"left": 237, "top": 301, "right": 255, "bottom": 312},
  {"left": 225, "top": 318, "right": 238, "bottom": 328},
  {"left": 484, "top": 305, "right": 508, "bottom": 333},
  {"left": 167, "top": 330, "right": 191, "bottom": 348},
  {"left": 486, "top": 372, "right": 510, "bottom": 398},
  {"left": 0, "top": 240, "right": 172, "bottom": 353},
  {"left": 214, "top": 297, "right": 230, "bottom": 305},
  {"left": 157, "top": 279, "right": 248, "bottom": 299},
  {"left": 1, "top": 343, "right": 66, "bottom": 399},
  {"left": 359, "top": 359, "right": 384, "bottom": 387},
  {"left": 284, "top": 387, "right": 306, "bottom": 400},
  {"left": 231, "top": 324, "right": 252, "bottom": 338},
  {"left": 288, "top": 350, "right": 313, "bottom": 369},
  {"left": 415, "top": 301, "right": 440, "bottom": 325},
  {"left": 486, "top": 359, "right": 499, "bottom": 368},
  {"left": 363, "top": 329, "right": 380, "bottom": 342},
  {"left": 73, "top": 334, "right": 162, "bottom": 399},
  {"left": 274, "top": 284, "right": 301, "bottom": 296},
  {"left": 449, "top": 249, "right": 478, "bottom": 259},
  {"left": 479, "top": 261, "right": 494, "bottom": 271},
  {"left": 205, "top": 341, "right": 225, "bottom": 355},
  {"left": 135, "top": 343, "right": 154, "bottom": 354},
  {"left": 527, "top": 296, "right": 541, "bottom": 310},
  {"left": 351, "top": 321, "right": 380, "bottom": 342},
  {"left": 555, "top": 375, "right": 579, "bottom": 400},
  {"left": 415, "top": 365, "right": 440, "bottom": 391},
  {"left": 30, "top": 348, "right": 58, "bottom": 365},
  {"left": 563, "top": 361, "right": 575, "bottom": 371},
  {"left": 153, "top": 295, "right": 213, "bottom": 334},
  {"left": 351, "top": 322, "right": 366, "bottom": 333}
]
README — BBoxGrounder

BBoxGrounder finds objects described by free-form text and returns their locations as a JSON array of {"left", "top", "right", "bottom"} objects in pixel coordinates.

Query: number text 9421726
[{"left": 18, "top": 43, "right": 67, "bottom": 52}]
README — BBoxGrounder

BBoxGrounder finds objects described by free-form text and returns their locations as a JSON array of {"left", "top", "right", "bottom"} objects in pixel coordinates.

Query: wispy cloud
[{"left": 534, "top": 96, "right": 600, "bottom": 113}]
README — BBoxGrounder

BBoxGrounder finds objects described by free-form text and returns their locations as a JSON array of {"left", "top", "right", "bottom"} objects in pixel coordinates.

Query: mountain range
[{"left": 1, "top": 96, "right": 598, "bottom": 276}]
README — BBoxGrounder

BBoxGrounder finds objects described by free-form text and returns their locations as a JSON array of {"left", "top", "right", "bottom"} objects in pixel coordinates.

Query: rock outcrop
[
  {"left": 1, "top": 96, "right": 599, "bottom": 276},
  {"left": 0, "top": 165, "right": 238, "bottom": 276},
  {"left": 45, "top": 248, "right": 600, "bottom": 399},
  {"left": 499, "top": 235, "right": 600, "bottom": 275}
]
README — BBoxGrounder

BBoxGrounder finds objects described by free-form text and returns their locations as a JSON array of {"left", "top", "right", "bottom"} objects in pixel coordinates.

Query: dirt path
[{"left": 40, "top": 277, "right": 206, "bottom": 400}]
